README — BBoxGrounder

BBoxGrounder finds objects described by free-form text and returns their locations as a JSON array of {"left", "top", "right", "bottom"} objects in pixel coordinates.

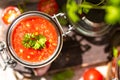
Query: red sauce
[{"left": 12, "top": 16, "right": 58, "bottom": 63}]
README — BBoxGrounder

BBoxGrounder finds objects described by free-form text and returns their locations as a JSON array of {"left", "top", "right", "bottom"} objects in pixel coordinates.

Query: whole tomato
[
  {"left": 2, "top": 6, "right": 21, "bottom": 25},
  {"left": 37, "top": 0, "right": 58, "bottom": 16},
  {"left": 83, "top": 68, "right": 104, "bottom": 80}
]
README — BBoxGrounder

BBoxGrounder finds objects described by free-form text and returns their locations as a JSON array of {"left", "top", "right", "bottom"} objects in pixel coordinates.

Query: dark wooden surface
[{"left": 48, "top": 27, "right": 111, "bottom": 72}]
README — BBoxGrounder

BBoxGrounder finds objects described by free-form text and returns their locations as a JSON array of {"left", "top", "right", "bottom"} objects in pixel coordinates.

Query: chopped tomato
[
  {"left": 37, "top": 0, "right": 59, "bottom": 16},
  {"left": 2, "top": 6, "right": 21, "bottom": 25}
]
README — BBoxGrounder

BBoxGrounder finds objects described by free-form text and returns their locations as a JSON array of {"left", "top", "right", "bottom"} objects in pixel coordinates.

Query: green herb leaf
[
  {"left": 66, "top": 0, "right": 80, "bottom": 23},
  {"left": 113, "top": 47, "right": 118, "bottom": 58},
  {"left": 117, "top": 60, "right": 120, "bottom": 67},
  {"left": 105, "top": 6, "right": 120, "bottom": 24},
  {"left": 22, "top": 33, "right": 46, "bottom": 50},
  {"left": 52, "top": 69, "right": 74, "bottom": 80}
]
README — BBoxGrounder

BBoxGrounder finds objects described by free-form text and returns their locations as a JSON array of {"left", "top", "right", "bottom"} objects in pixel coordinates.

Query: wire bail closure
[
  {"left": 52, "top": 13, "right": 74, "bottom": 36},
  {"left": 0, "top": 41, "right": 17, "bottom": 70}
]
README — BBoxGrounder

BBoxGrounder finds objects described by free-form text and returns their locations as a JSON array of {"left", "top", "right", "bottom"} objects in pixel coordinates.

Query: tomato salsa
[{"left": 11, "top": 16, "right": 58, "bottom": 63}]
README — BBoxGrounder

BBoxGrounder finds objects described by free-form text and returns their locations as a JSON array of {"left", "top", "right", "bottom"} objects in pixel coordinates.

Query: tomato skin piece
[
  {"left": 83, "top": 68, "right": 104, "bottom": 80},
  {"left": 2, "top": 6, "right": 21, "bottom": 25},
  {"left": 37, "top": 0, "right": 58, "bottom": 16}
]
